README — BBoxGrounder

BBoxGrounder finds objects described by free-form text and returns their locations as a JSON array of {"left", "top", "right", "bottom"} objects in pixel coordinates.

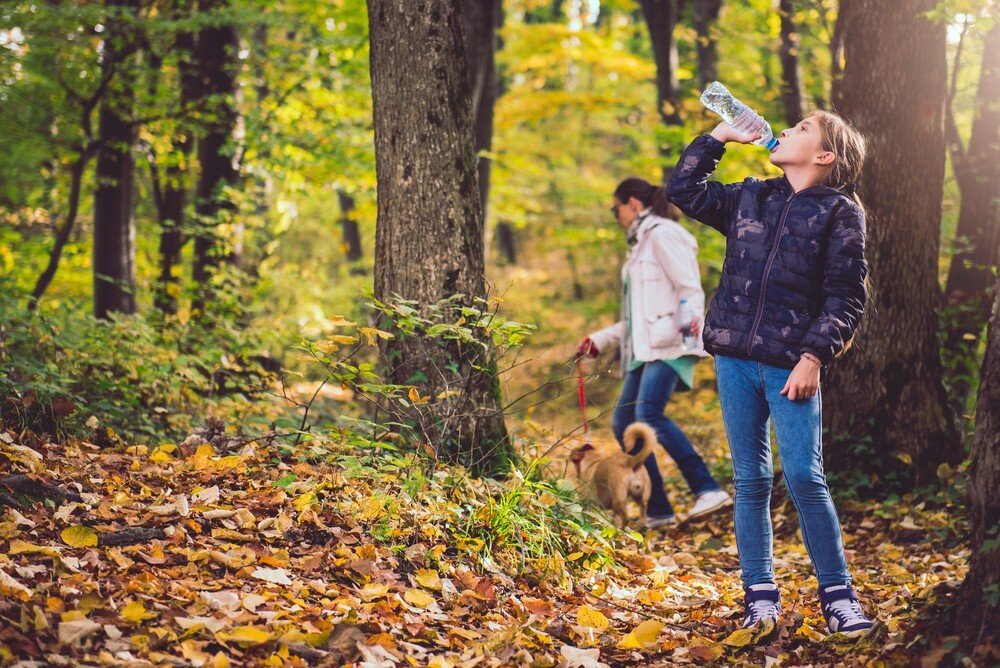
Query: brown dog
[{"left": 570, "top": 422, "right": 657, "bottom": 524}]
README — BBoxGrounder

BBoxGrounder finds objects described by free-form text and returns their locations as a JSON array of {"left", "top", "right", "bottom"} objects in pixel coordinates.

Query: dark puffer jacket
[{"left": 667, "top": 134, "right": 868, "bottom": 370}]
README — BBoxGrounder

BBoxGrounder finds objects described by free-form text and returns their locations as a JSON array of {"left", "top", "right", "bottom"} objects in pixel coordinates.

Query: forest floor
[{"left": 0, "top": 398, "right": 976, "bottom": 667}]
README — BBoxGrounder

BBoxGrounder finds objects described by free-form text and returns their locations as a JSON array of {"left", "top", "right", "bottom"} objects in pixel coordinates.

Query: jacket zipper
[{"left": 746, "top": 193, "right": 797, "bottom": 357}]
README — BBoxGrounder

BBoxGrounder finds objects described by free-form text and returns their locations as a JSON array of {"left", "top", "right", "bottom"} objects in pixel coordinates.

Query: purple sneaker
[{"left": 819, "top": 584, "right": 874, "bottom": 635}]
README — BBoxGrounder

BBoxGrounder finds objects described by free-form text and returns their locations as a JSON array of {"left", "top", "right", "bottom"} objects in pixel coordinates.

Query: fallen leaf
[
  {"left": 61, "top": 525, "right": 98, "bottom": 548},
  {"left": 251, "top": 567, "right": 292, "bottom": 586},
  {"left": 576, "top": 605, "right": 610, "bottom": 632}
]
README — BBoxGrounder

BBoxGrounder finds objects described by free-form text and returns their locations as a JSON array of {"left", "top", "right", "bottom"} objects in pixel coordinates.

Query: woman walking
[{"left": 577, "top": 177, "right": 732, "bottom": 529}]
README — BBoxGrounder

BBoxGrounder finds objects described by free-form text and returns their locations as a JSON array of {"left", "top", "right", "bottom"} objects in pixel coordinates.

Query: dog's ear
[{"left": 569, "top": 443, "right": 593, "bottom": 465}]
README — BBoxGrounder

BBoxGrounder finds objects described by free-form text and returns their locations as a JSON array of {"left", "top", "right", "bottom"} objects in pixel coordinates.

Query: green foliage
[{"left": 0, "top": 290, "right": 281, "bottom": 443}]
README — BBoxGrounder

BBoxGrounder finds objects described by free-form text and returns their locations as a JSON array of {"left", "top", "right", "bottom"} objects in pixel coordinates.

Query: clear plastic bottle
[
  {"left": 700, "top": 81, "right": 779, "bottom": 151},
  {"left": 678, "top": 298, "right": 696, "bottom": 351}
]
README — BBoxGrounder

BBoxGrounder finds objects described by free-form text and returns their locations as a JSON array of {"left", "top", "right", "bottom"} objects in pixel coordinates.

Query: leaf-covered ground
[{"left": 0, "top": 416, "right": 972, "bottom": 668}]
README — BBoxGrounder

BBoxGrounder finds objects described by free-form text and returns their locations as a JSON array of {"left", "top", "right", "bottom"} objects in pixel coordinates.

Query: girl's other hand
[
  {"left": 710, "top": 121, "right": 762, "bottom": 145},
  {"left": 780, "top": 357, "right": 820, "bottom": 401}
]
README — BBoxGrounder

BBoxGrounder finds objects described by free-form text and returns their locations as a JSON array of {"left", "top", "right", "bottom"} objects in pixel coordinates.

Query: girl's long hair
[{"left": 810, "top": 109, "right": 872, "bottom": 359}]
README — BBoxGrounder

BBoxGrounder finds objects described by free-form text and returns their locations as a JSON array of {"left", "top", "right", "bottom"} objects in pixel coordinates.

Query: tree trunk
[
  {"left": 337, "top": 190, "right": 362, "bottom": 263},
  {"left": 191, "top": 0, "right": 240, "bottom": 310},
  {"left": 830, "top": 0, "right": 848, "bottom": 110},
  {"left": 638, "top": 0, "right": 683, "bottom": 181},
  {"left": 956, "top": 269, "right": 1000, "bottom": 657},
  {"left": 495, "top": 220, "right": 516, "bottom": 265},
  {"left": 155, "top": 28, "right": 198, "bottom": 316},
  {"left": 367, "top": 0, "right": 511, "bottom": 476},
  {"left": 93, "top": 0, "right": 140, "bottom": 319},
  {"left": 692, "top": 0, "right": 722, "bottom": 89},
  {"left": 943, "top": 23, "right": 1000, "bottom": 412},
  {"left": 822, "top": 0, "right": 959, "bottom": 488},
  {"left": 778, "top": 0, "right": 805, "bottom": 126},
  {"left": 463, "top": 0, "right": 502, "bottom": 218}
]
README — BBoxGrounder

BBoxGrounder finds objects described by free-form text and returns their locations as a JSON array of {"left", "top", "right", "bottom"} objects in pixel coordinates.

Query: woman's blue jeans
[
  {"left": 714, "top": 354, "right": 851, "bottom": 588},
  {"left": 611, "top": 360, "right": 721, "bottom": 518}
]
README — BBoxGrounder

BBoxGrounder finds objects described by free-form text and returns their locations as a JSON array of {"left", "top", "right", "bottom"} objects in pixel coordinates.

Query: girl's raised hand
[{"left": 709, "top": 121, "right": 762, "bottom": 145}]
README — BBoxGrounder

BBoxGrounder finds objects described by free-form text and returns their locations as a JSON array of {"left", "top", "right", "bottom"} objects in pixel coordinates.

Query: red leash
[{"left": 576, "top": 358, "right": 589, "bottom": 439}]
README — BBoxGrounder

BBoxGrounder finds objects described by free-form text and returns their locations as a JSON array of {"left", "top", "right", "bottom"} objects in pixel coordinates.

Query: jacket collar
[{"left": 775, "top": 174, "right": 843, "bottom": 197}]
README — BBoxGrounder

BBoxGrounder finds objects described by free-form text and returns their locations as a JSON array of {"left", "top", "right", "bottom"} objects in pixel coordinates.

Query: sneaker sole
[{"left": 686, "top": 496, "right": 734, "bottom": 521}]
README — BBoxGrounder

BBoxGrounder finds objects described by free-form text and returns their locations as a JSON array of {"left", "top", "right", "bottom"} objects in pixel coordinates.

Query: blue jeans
[
  {"left": 714, "top": 354, "right": 851, "bottom": 589},
  {"left": 611, "top": 360, "right": 721, "bottom": 517}
]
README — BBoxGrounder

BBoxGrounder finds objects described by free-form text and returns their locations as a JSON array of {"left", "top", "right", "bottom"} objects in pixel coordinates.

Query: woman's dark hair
[
  {"left": 614, "top": 177, "right": 657, "bottom": 208},
  {"left": 614, "top": 177, "right": 682, "bottom": 220}
]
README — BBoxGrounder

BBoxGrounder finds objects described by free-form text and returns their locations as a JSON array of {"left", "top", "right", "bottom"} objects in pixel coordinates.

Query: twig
[{"left": 0, "top": 474, "right": 83, "bottom": 504}]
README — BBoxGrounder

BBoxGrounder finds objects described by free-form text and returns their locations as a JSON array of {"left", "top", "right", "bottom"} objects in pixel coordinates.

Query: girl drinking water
[{"left": 667, "top": 111, "right": 875, "bottom": 635}]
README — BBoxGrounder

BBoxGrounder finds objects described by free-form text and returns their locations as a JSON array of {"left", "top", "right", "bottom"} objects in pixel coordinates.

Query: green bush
[{"left": 0, "top": 293, "right": 281, "bottom": 443}]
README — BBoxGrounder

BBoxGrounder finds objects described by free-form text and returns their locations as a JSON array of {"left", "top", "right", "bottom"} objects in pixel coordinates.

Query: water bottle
[
  {"left": 678, "top": 298, "right": 696, "bottom": 351},
  {"left": 700, "top": 81, "right": 779, "bottom": 151}
]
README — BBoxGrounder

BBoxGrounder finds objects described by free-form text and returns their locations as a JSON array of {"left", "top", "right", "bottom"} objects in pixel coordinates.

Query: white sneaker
[
  {"left": 688, "top": 489, "right": 733, "bottom": 520},
  {"left": 643, "top": 514, "right": 677, "bottom": 530}
]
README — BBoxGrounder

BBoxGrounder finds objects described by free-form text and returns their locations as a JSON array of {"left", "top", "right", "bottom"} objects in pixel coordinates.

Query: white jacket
[{"left": 589, "top": 213, "right": 709, "bottom": 362}]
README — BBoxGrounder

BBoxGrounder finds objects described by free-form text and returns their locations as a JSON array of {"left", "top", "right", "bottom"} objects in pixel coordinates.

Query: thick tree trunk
[
  {"left": 463, "top": 0, "right": 502, "bottom": 218},
  {"left": 638, "top": 0, "right": 683, "bottom": 181},
  {"left": 692, "top": 0, "right": 722, "bottom": 89},
  {"left": 155, "top": 28, "right": 197, "bottom": 316},
  {"left": 93, "top": 0, "right": 140, "bottom": 319},
  {"left": 368, "top": 0, "right": 511, "bottom": 476},
  {"left": 192, "top": 0, "right": 240, "bottom": 309},
  {"left": 778, "top": 0, "right": 805, "bottom": 126},
  {"left": 822, "top": 0, "right": 959, "bottom": 487},
  {"left": 956, "top": 269, "right": 1000, "bottom": 657},
  {"left": 943, "top": 23, "right": 1000, "bottom": 412}
]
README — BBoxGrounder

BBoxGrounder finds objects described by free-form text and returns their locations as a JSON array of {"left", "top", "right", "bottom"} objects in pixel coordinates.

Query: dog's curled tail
[{"left": 622, "top": 422, "right": 657, "bottom": 469}]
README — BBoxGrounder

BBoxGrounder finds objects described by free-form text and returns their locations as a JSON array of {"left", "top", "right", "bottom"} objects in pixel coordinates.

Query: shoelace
[
  {"left": 744, "top": 599, "right": 779, "bottom": 627},
  {"left": 827, "top": 598, "right": 868, "bottom": 625}
]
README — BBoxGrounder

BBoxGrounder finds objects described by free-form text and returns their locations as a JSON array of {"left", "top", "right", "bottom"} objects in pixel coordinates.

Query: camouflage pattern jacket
[{"left": 667, "top": 134, "right": 868, "bottom": 370}]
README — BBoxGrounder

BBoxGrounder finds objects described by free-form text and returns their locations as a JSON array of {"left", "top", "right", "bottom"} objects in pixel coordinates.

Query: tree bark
[
  {"left": 956, "top": 269, "right": 1000, "bottom": 657},
  {"left": 692, "top": 0, "right": 722, "bottom": 89},
  {"left": 829, "top": 0, "right": 848, "bottom": 111},
  {"left": 93, "top": 0, "right": 141, "bottom": 319},
  {"left": 638, "top": 0, "right": 683, "bottom": 181},
  {"left": 191, "top": 0, "right": 240, "bottom": 310},
  {"left": 463, "top": 0, "right": 502, "bottom": 218},
  {"left": 943, "top": 23, "right": 1000, "bottom": 412},
  {"left": 822, "top": 0, "right": 959, "bottom": 487},
  {"left": 778, "top": 0, "right": 805, "bottom": 126},
  {"left": 155, "top": 28, "right": 198, "bottom": 315},
  {"left": 495, "top": 220, "right": 516, "bottom": 265},
  {"left": 368, "top": 0, "right": 511, "bottom": 476}
]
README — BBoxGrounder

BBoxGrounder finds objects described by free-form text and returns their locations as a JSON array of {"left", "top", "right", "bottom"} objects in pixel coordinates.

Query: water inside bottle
[{"left": 699, "top": 82, "right": 744, "bottom": 122}]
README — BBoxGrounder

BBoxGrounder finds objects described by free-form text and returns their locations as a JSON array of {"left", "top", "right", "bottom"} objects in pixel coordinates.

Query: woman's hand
[
  {"left": 576, "top": 337, "right": 599, "bottom": 359},
  {"left": 710, "top": 121, "right": 762, "bottom": 145},
  {"left": 780, "top": 356, "right": 821, "bottom": 401}
]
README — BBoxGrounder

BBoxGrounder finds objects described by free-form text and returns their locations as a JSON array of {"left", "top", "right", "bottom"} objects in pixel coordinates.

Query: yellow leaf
[
  {"left": 407, "top": 387, "right": 429, "bottom": 404},
  {"left": 120, "top": 600, "right": 157, "bottom": 624},
  {"left": 358, "top": 327, "right": 394, "bottom": 345},
  {"left": 415, "top": 569, "right": 442, "bottom": 591},
  {"left": 566, "top": 552, "right": 584, "bottom": 561},
  {"left": 150, "top": 449, "right": 173, "bottom": 464},
  {"left": 576, "top": 605, "right": 609, "bottom": 632},
  {"left": 618, "top": 619, "right": 665, "bottom": 649},
  {"left": 327, "top": 334, "right": 358, "bottom": 345},
  {"left": 403, "top": 588, "right": 436, "bottom": 609},
  {"left": 720, "top": 627, "right": 755, "bottom": 648},
  {"left": 61, "top": 525, "right": 98, "bottom": 548},
  {"left": 293, "top": 491, "right": 317, "bottom": 511},
  {"left": 216, "top": 626, "right": 274, "bottom": 645},
  {"left": 358, "top": 583, "right": 390, "bottom": 601},
  {"left": 326, "top": 315, "right": 356, "bottom": 328},
  {"left": 359, "top": 497, "right": 383, "bottom": 521}
]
